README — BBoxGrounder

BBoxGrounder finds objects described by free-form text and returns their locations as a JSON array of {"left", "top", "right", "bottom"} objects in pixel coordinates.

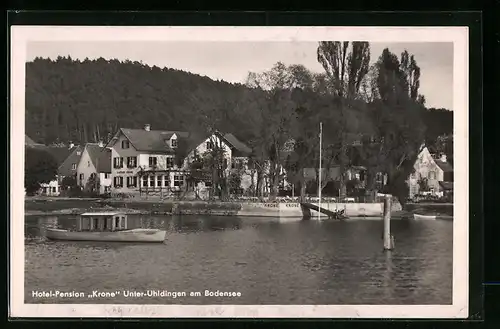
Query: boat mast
[{"left": 318, "top": 122, "right": 323, "bottom": 220}]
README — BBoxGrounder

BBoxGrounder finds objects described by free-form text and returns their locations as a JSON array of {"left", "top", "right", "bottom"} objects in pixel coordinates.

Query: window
[
  {"left": 157, "top": 175, "right": 163, "bottom": 187},
  {"left": 126, "top": 176, "right": 137, "bottom": 188},
  {"left": 149, "top": 156, "right": 157, "bottom": 167},
  {"left": 142, "top": 177, "right": 148, "bottom": 187},
  {"left": 231, "top": 159, "right": 242, "bottom": 169},
  {"left": 113, "top": 157, "right": 124, "bottom": 169},
  {"left": 206, "top": 141, "right": 214, "bottom": 149},
  {"left": 164, "top": 176, "right": 170, "bottom": 187},
  {"left": 167, "top": 157, "right": 174, "bottom": 168},
  {"left": 72, "top": 163, "right": 76, "bottom": 170},
  {"left": 171, "top": 139, "right": 178, "bottom": 148},
  {"left": 205, "top": 181, "right": 212, "bottom": 187},
  {"left": 115, "top": 217, "right": 120, "bottom": 228},
  {"left": 121, "top": 140, "right": 130, "bottom": 149},
  {"left": 223, "top": 159, "right": 228, "bottom": 168},
  {"left": 88, "top": 161, "right": 91, "bottom": 167},
  {"left": 127, "top": 156, "right": 137, "bottom": 168},
  {"left": 113, "top": 176, "right": 123, "bottom": 188},
  {"left": 149, "top": 176, "right": 155, "bottom": 187},
  {"left": 51, "top": 187, "right": 56, "bottom": 193},
  {"left": 428, "top": 171, "right": 436, "bottom": 180},
  {"left": 79, "top": 173, "right": 84, "bottom": 180},
  {"left": 104, "top": 173, "right": 110, "bottom": 179},
  {"left": 174, "top": 175, "right": 184, "bottom": 187}
]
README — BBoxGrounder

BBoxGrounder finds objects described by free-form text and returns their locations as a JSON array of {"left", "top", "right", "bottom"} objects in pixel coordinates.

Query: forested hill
[
  {"left": 25, "top": 57, "right": 453, "bottom": 146},
  {"left": 25, "top": 56, "right": 255, "bottom": 145}
]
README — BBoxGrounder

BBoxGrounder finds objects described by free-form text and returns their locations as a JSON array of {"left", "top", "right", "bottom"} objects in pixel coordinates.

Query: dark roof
[
  {"left": 25, "top": 135, "right": 45, "bottom": 147},
  {"left": 222, "top": 133, "right": 252, "bottom": 156},
  {"left": 83, "top": 143, "right": 112, "bottom": 173},
  {"left": 435, "top": 159, "right": 453, "bottom": 173},
  {"left": 97, "top": 149, "right": 112, "bottom": 173},
  {"left": 439, "top": 181, "right": 453, "bottom": 190},
  {"left": 44, "top": 146, "right": 74, "bottom": 167},
  {"left": 118, "top": 128, "right": 205, "bottom": 153},
  {"left": 114, "top": 128, "right": 252, "bottom": 157},
  {"left": 57, "top": 145, "right": 84, "bottom": 177}
]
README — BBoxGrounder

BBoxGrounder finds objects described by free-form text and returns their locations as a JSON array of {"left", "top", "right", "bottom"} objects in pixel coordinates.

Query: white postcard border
[{"left": 10, "top": 26, "right": 469, "bottom": 318}]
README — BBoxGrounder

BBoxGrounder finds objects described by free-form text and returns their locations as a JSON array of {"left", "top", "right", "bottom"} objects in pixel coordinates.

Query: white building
[
  {"left": 105, "top": 124, "right": 251, "bottom": 197},
  {"left": 39, "top": 179, "right": 60, "bottom": 196},
  {"left": 407, "top": 146, "right": 454, "bottom": 198},
  {"left": 75, "top": 142, "right": 112, "bottom": 195}
]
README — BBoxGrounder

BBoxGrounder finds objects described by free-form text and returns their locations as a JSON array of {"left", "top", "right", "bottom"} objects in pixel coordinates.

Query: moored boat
[
  {"left": 45, "top": 212, "right": 166, "bottom": 243},
  {"left": 413, "top": 214, "right": 437, "bottom": 220}
]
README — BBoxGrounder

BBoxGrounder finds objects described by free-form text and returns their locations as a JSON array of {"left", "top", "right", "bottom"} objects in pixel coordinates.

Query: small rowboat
[
  {"left": 413, "top": 214, "right": 437, "bottom": 220},
  {"left": 45, "top": 212, "right": 166, "bottom": 243}
]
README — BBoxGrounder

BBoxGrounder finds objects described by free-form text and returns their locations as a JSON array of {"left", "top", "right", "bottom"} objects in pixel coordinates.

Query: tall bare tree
[{"left": 316, "top": 41, "right": 371, "bottom": 198}]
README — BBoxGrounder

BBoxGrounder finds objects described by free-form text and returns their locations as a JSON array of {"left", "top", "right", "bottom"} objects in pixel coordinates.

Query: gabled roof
[
  {"left": 83, "top": 143, "right": 112, "bottom": 174},
  {"left": 44, "top": 146, "right": 74, "bottom": 167},
  {"left": 25, "top": 135, "right": 45, "bottom": 148},
  {"left": 57, "top": 145, "right": 84, "bottom": 177},
  {"left": 435, "top": 159, "right": 453, "bottom": 173},
  {"left": 110, "top": 128, "right": 252, "bottom": 157},
  {"left": 116, "top": 128, "right": 204, "bottom": 153},
  {"left": 222, "top": 133, "right": 252, "bottom": 156}
]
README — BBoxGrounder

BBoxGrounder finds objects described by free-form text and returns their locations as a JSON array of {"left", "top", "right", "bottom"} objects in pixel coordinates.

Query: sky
[{"left": 27, "top": 41, "right": 453, "bottom": 110}]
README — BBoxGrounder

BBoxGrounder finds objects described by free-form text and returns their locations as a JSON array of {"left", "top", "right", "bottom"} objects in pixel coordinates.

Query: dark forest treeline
[{"left": 25, "top": 57, "right": 452, "bottom": 146}]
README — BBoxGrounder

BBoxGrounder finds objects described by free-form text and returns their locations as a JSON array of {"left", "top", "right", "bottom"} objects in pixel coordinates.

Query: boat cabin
[{"left": 77, "top": 212, "right": 128, "bottom": 232}]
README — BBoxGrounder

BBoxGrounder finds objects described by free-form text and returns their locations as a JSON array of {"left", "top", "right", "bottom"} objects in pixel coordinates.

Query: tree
[
  {"left": 228, "top": 171, "right": 243, "bottom": 195},
  {"left": 25, "top": 148, "right": 58, "bottom": 195},
  {"left": 85, "top": 173, "right": 100, "bottom": 195},
  {"left": 61, "top": 175, "right": 77, "bottom": 190},
  {"left": 360, "top": 48, "right": 427, "bottom": 205},
  {"left": 399, "top": 50, "right": 424, "bottom": 102},
  {"left": 417, "top": 177, "right": 430, "bottom": 192},
  {"left": 316, "top": 41, "right": 371, "bottom": 197},
  {"left": 317, "top": 41, "right": 371, "bottom": 99},
  {"left": 244, "top": 62, "right": 299, "bottom": 200}
]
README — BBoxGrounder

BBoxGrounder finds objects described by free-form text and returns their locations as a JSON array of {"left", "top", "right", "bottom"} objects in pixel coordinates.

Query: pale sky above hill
[{"left": 27, "top": 41, "right": 453, "bottom": 110}]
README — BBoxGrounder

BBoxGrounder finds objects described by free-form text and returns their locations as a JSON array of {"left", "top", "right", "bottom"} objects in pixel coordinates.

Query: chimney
[
  {"left": 440, "top": 154, "right": 447, "bottom": 162},
  {"left": 68, "top": 141, "right": 74, "bottom": 149},
  {"left": 144, "top": 124, "right": 151, "bottom": 131}
]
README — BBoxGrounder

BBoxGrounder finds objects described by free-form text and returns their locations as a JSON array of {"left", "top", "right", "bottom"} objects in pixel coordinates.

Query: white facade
[
  {"left": 75, "top": 144, "right": 112, "bottom": 195},
  {"left": 39, "top": 179, "right": 60, "bottom": 196},
  {"left": 109, "top": 130, "right": 242, "bottom": 196},
  {"left": 76, "top": 146, "right": 95, "bottom": 189},
  {"left": 407, "top": 147, "right": 446, "bottom": 198},
  {"left": 99, "top": 172, "right": 112, "bottom": 195}
]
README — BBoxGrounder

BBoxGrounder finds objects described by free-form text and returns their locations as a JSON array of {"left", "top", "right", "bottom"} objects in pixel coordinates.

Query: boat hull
[
  {"left": 45, "top": 228, "right": 167, "bottom": 242},
  {"left": 413, "top": 214, "right": 437, "bottom": 220}
]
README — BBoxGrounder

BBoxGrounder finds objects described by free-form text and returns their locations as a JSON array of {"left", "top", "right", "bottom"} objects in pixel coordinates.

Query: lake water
[{"left": 24, "top": 215, "right": 453, "bottom": 305}]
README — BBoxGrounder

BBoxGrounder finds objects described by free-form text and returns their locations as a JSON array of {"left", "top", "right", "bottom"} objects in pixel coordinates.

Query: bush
[{"left": 25, "top": 148, "right": 58, "bottom": 195}]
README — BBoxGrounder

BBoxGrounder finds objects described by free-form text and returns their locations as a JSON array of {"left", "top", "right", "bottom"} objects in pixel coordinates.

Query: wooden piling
[{"left": 383, "top": 195, "right": 394, "bottom": 251}]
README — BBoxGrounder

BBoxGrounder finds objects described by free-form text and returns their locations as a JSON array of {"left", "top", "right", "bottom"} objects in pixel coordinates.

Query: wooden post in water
[{"left": 383, "top": 195, "right": 394, "bottom": 251}]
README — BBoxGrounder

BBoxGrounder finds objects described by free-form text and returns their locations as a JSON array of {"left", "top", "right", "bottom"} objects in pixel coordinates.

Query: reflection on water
[{"left": 24, "top": 215, "right": 453, "bottom": 305}]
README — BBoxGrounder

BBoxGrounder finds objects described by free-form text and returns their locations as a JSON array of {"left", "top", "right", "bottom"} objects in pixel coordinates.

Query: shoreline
[{"left": 24, "top": 197, "right": 452, "bottom": 219}]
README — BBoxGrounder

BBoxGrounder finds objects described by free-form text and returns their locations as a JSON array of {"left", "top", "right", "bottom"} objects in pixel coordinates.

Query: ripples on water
[{"left": 24, "top": 215, "right": 453, "bottom": 305}]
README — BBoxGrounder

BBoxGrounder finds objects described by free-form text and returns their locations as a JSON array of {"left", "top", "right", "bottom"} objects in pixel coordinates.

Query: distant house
[
  {"left": 49, "top": 143, "right": 84, "bottom": 183},
  {"left": 106, "top": 124, "right": 251, "bottom": 197},
  {"left": 75, "top": 142, "right": 112, "bottom": 195},
  {"left": 407, "top": 147, "right": 454, "bottom": 198}
]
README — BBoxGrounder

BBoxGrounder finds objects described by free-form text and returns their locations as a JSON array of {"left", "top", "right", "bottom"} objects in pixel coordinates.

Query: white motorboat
[{"left": 45, "top": 212, "right": 166, "bottom": 243}]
